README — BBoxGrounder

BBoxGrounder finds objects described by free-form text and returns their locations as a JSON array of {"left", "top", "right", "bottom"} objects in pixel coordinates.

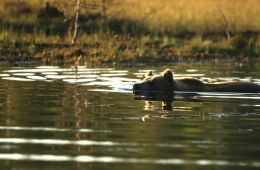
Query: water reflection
[
  {"left": 0, "top": 153, "right": 259, "bottom": 167},
  {"left": 2, "top": 65, "right": 260, "bottom": 93},
  {"left": 1, "top": 63, "right": 260, "bottom": 169},
  {"left": 133, "top": 90, "right": 260, "bottom": 123},
  {"left": 133, "top": 92, "right": 174, "bottom": 111},
  {"left": 133, "top": 91, "right": 201, "bottom": 110},
  {"left": 0, "top": 66, "right": 136, "bottom": 93},
  {"left": 0, "top": 138, "right": 121, "bottom": 146},
  {"left": 0, "top": 126, "right": 111, "bottom": 133}
]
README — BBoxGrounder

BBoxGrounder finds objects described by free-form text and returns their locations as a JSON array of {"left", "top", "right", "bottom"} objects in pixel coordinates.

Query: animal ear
[
  {"left": 145, "top": 70, "right": 153, "bottom": 77},
  {"left": 163, "top": 69, "right": 173, "bottom": 82}
]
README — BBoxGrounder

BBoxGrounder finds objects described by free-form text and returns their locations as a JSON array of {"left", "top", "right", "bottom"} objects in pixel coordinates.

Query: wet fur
[{"left": 133, "top": 69, "right": 260, "bottom": 93}]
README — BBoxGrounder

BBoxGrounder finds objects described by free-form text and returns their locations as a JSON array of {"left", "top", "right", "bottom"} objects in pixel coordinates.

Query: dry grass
[
  {"left": 1, "top": 0, "right": 259, "bottom": 34},
  {"left": 107, "top": 0, "right": 260, "bottom": 33}
]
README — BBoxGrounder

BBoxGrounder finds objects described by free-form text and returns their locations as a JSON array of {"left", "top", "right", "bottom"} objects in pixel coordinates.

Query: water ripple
[
  {"left": 0, "top": 138, "right": 119, "bottom": 146},
  {"left": 0, "top": 153, "right": 258, "bottom": 167},
  {"left": 2, "top": 77, "right": 35, "bottom": 81},
  {"left": 0, "top": 138, "right": 186, "bottom": 148},
  {"left": 0, "top": 126, "right": 110, "bottom": 133}
]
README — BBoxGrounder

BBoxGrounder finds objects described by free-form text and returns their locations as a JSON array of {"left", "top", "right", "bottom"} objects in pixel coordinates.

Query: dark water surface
[{"left": 0, "top": 61, "right": 260, "bottom": 170}]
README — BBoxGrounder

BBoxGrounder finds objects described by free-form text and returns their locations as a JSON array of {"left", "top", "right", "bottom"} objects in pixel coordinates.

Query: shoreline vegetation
[{"left": 0, "top": 0, "right": 259, "bottom": 65}]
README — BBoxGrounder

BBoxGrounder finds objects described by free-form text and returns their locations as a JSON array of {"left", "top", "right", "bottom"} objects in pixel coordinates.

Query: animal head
[{"left": 133, "top": 68, "right": 174, "bottom": 93}]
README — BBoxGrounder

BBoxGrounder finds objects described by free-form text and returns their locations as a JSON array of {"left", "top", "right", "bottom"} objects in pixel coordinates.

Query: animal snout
[{"left": 133, "top": 83, "right": 140, "bottom": 91}]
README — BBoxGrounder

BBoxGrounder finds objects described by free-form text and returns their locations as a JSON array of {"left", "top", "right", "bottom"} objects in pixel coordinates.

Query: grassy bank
[{"left": 0, "top": 0, "right": 259, "bottom": 64}]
